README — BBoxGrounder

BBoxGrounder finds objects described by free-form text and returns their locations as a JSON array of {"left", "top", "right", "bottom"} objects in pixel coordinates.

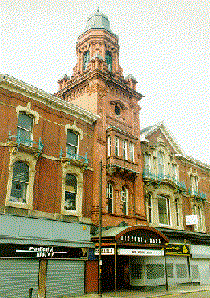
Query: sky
[{"left": 1, "top": 0, "right": 210, "bottom": 164}]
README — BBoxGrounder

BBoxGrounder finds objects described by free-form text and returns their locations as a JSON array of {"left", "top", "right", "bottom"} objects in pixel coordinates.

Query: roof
[
  {"left": 84, "top": 9, "right": 114, "bottom": 34},
  {"left": 0, "top": 74, "right": 99, "bottom": 125},
  {"left": 140, "top": 122, "right": 210, "bottom": 170}
]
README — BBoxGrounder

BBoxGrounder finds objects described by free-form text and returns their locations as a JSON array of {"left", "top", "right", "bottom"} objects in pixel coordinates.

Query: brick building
[
  {"left": 141, "top": 123, "right": 210, "bottom": 286},
  {"left": 0, "top": 74, "right": 98, "bottom": 297}
]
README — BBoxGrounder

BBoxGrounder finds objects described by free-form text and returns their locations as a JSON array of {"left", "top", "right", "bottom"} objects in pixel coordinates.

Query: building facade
[
  {"left": 141, "top": 123, "right": 210, "bottom": 287},
  {"left": 0, "top": 74, "right": 98, "bottom": 297}
]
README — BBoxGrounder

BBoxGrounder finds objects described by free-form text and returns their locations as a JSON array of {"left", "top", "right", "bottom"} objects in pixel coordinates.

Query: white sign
[
  {"left": 117, "top": 248, "right": 164, "bottom": 256},
  {"left": 95, "top": 248, "right": 115, "bottom": 255},
  {"left": 186, "top": 215, "right": 198, "bottom": 226}
]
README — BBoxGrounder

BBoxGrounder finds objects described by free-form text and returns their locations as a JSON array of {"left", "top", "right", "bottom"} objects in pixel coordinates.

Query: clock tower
[{"left": 56, "top": 9, "right": 146, "bottom": 227}]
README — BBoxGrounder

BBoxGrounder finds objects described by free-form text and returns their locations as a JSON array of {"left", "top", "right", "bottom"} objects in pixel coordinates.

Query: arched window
[
  {"left": 105, "top": 51, "right": 112, "bottom": 72},
  {"left": 83, "top": 51, "right": 90, "bottom": 70},
  {"left": 10, "top": 161, "right": 29, "bottom": 203},
  {"left": 65, "top": 174, "right": 77, "bottom": 210},
  {"left": 106, "top": 183, "right": 113, "bottom": 214},
  {"left": 121, "top": 186, "right": 128, "bottom": 215}
]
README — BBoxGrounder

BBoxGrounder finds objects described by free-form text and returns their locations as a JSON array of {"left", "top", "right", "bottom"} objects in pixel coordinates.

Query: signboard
[
  {"left": 0, "top": 244, "right": 87, "bottom": 259},
  {"left": 117, "top": 248, "right": 164, "bottom": 256},
  {"left": 95, "top": 248, "right": 115, "bottom": 255},
  {"left": 186, "top": 215, "right": 198, "bottom": 226},
  {"left": 117, "top": 228, "right": 166, "bottom": 246},
  {"left": 164, "top": 244, "right": 190, "bottom": 256}
]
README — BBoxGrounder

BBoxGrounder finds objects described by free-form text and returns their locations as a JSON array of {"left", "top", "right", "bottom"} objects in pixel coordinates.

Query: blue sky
[{"left": 1, "top": 0, "right": 209, "bottom": 164}]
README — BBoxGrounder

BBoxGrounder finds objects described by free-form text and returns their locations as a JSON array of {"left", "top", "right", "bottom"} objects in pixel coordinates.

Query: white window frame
[
  {"left": 123, "top": 140, "right": 128, "bottom": 160},
  {"left": 115, "top": 137, "right": 120, "bottom": 156},
  {"left": 129, "top": 142, "right": 134, "bottom": 162},
  {"left": 107, "top": 136, "right": 111, "bottom": 157},
  {"left": 61, "top": 164, "right": 83, "bottom": 216},
  {"left": 106, "top": 183, "right": 113, "bottom": 214},
  {"left": 121, "top": 186, "right": 128, "bottom": 215},
  {"left": 6, "top": 152, "right": 37, "bottom": 210},
  {"left": 157, "top": 151, "right": 164, "bottom": 178},
  {"left": 158, "top": 195, "right": 171, "bottom": 226},
  {"left": 66, "top": 130, "right": 79, "bottom": 157}
]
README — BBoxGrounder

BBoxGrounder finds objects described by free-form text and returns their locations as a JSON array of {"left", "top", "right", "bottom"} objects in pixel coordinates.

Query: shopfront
[{"left": 92, "top": 225, "right": 169, "bottom": 291}]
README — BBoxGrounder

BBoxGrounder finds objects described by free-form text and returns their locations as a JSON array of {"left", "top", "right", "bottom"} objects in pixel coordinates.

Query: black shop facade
[{"left": 91, "top": 225, "right": 169, "bottom": 291}]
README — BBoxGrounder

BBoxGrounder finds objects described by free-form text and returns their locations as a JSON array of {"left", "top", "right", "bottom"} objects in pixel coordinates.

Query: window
[
  {"left": 158, "top": 195, "right": 170, "bottom": 225},
  {"left": 65, "top": 174, "right": 77, "bottom": 211},
  {"left": 10, "top": 161, "right": 29, "bottom": 203},
  {"left": 147, "top": 193, "right": 152, "bottom": 223},
  {"left": 175, "top": 198, "right": 179, "bottom": 226},
  {"left": 83, "top": 51, "right": 90, "bottom": 70},
  {"left": 105, "top": 51, "right": 112, "bottom": 72},
  {"left": 172, "top": 164, "right": 178, "bottom": 182},
  {"left": 107, "top": 136, "right": 111, "bottom": 157},
  {"left": 121, "top": 186, "right": 128, "bottom": 215},
  {"left": 115, "top": 137, "right": 119, "bottom": 156},
  {"left": 106, "top": 183, "right": 113, "bottom": 214},
  {"left": 66, "top": 130, "right": 78, "bottom": 156},
  {"left": 129, "top": 142, "right": 134, "bottom": 162},
  {"left": 115, "top": 105, "right": 121, "bottom": 115},
  {"left": 123, "top": 140, "right": 128, "bottom": 160},
  {"left": 157, "top": 151, "right": 164, "bottom": 178},
  {"left": 193, "top": 203, "right": 203, "bottom": 231},
  {"left": 144, "top": 154, "right": 150, "bottom": 171},
  {"left": 190, "top": 175, "right": 198, "bottom": 194},
  {"left": 17, "top": 112, "right": 33, "bottom": 146}
]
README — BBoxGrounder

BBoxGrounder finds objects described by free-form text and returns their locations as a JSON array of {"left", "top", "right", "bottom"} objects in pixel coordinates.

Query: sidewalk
[{"left": 67, "top": 283, "right": 210, "bottom": 298}]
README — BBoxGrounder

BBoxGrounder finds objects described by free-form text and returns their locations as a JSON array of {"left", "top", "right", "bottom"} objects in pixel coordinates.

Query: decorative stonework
[{"left": 16, "top": 102, "right": 40, "bottom": 124}]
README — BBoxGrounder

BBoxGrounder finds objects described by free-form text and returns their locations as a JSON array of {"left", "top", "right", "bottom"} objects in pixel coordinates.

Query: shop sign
[
  {"left": 95, "top": 248, "right": 115, "bottom": 255},
  {"left": 0, "top": 244, "right": 87, "bottom": 259},
  {"left": 117, "top": 229, "right": 165, "bottom": 245},
  {"left": 117, "top": 248, "right": 164, "bottom": 256},
  {"left": 164, "top": 244, "right": 190, "bottom": 256}
]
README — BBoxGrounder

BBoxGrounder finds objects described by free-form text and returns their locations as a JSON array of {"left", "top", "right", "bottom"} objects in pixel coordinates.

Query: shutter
[
  {"left": 0, "top": 259, "right": 39, "bottom": 298},
  {"left": 46, "top": 260, "right": 85, "bottom": 297}
]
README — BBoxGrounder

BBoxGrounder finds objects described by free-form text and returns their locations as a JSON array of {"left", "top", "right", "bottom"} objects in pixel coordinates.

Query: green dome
[{"left": 85, "top": 9, "right": 113, "bottom": 33}]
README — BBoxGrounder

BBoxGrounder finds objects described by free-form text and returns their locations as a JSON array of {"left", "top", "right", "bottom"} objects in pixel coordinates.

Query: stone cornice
[
  {"left": 0, "top": 74, "right": 99, "bottom": 125},
  {"left": 57, "top": 69, "right": 143, "bottom": 101}
]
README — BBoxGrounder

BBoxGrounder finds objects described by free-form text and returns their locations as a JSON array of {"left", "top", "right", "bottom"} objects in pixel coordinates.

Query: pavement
[{"left": 66, "top": 283, "right": 210, "bottom": 298}]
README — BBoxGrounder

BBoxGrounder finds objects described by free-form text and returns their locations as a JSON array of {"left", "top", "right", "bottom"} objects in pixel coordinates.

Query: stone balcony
[{"left": 106, "top": 156, "right": 139, "bottom": 177}]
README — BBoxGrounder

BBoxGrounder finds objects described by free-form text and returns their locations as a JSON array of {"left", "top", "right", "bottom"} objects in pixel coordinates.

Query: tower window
[
  {"left": 105, "top": 51, "right": 112, "bottom": 72},
  {"left": 115, "top": 105, "right": 121, "bottom": 115},
  {"left": 83, "top": 51, "right": 90, "bottom": 70}
]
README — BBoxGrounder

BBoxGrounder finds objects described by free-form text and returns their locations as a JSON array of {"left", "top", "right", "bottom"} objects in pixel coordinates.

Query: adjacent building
[{"left": 141, "top": 123, "right": 210, "bottom": 286}]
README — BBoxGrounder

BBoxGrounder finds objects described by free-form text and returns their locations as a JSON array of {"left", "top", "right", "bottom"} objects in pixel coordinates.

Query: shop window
[
  {"left": 17, "top": 112, "right": 33, "bottom": 146},
  {"left": 166, "top": 263, "right": 174, "bottom": 278},
  {"left": 65, "top": 174, "right": 77, "bottom": 211},
  {"left": 66, "top": 130, "right": 78, "bottom": 156},
  {"left": 83, "top": 51, "right": 90, "bottom": 70},
  {"left": 107, "top": 136, "right": 111, "bottom": 157},
  {"left": 176, "top": 264, "right": 187, "bottom": 279},
  {"left": 105, "top": 51, "right": 112, "bottom": 72},
  {"left": 115, "top": 137, "right": 119, "bottom": 156},
  {"left": 191, "top": 265, "right": 200, "bottom": 280},
  {"left": 158, "top": 195, "right": 170, "bottom": 225},
  {"left": 122, "top": 140, "right": 128, "bottom": 160},
  {"left": 131, "top": 263, "right": 143, "bottom": 279},
  {"left": 146, "top": 264, "right": 164, "bottom": 279},
  {"left": 157, "top": 151, "right": 164, "bottom": 178},
  {"left": 129, "top": 142, "right": 134, "bottom": 162},
  {"left": 121, "top": 186, "right": 128, "bottom": 215},
  {"left": 10, "top": 161, "right": 29, "bottom": 203},
  {"left": 106, "top": 183, "right": 113, "bottom": 214}
]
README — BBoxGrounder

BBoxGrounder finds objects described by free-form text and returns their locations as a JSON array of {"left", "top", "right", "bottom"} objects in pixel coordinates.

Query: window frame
[
  {"left": 106, "top": 183, "right": 113, "bottom": 214},
  {"left": 17, "top": 112, "right": 33, "bottom": 146},
  {"left": 10, "top": 161, "right": 29, "bottom": 204},
  {"left": 147, "top": 193, "right": 152, "bottom": 224},
  {"left": 115, "top": 137, "right": 120, "bottom": 156},
  {"left": 83, "top": 50, "right": 90, "bottom": 70},
  {"left": 157, "top": 151, "right": 164, "bottom": 178},
  {"left": 121, "top": 186, "right": 128, "bottom": 216},
  {"left": 105, "top": 51, "right": 112, "bottom": 72},
  {"left": 129, "top": 142, "right": 134, "bottom": 162},
  {"left": 158, "top": 195, "right": 171, "bottom": 226},
  {"left": 66, "top": 130, "right": 79, "bottom": 157},
  {"left": 64, "top": 173, "right": 77, "bottom": 211},
  {"left": 123, "top": 140, "right": 128, "bottom": 160},
  {"left": 107, "top": 136, "right": 112, "bottom": 157}
]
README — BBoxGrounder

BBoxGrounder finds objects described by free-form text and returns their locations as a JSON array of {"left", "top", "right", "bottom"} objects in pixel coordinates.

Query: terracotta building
[
  {"left": 0, "top": 74, "right": 98, "bottom": 297},
  {"left": 56, "top": 10, "right": 170, "bottom": 292},
  {"left": 141, "top": 123, "right": 210, "bottom": 286}
]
